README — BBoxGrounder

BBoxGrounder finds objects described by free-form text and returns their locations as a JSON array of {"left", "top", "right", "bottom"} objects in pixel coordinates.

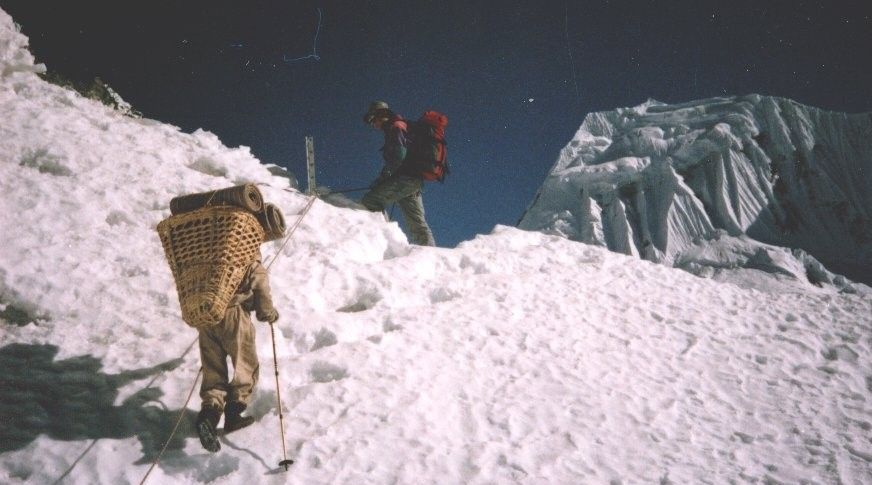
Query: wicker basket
[{"left": 157, "top": 206, "right": 265, "bottom": 328}]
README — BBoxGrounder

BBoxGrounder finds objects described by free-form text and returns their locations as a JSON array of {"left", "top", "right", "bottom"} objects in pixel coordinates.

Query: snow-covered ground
[
  {"left": 518, "top": 95, "right": 872, "bottom": 290},
  {"left": 2, "top": 8, "right": 871, "bottom": 485}
]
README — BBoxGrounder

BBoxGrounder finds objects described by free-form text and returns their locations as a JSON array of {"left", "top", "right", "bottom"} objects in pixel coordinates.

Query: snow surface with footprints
[{"left": 1, "top": 8, "right": 871, "bottom": 485}]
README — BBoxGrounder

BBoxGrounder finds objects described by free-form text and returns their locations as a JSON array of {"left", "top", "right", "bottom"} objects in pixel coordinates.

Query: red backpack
[{"left": 407, "top": 111, "right": 449, "bottom": 182}]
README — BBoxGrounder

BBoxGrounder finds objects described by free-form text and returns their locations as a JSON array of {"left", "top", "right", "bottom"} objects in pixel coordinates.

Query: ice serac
[{"left": 519, "top": 95, "right": 872, "bottom": 288}]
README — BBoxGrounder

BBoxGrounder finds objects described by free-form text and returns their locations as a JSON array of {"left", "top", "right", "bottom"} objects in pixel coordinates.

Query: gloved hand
[{"left": 258, "top": 309, "right": 279, "bottom": 323}]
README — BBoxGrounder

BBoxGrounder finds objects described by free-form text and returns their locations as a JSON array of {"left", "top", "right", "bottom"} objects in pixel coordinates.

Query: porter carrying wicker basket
[{"left": 157, "top": 206, "right": 265, "bottom": 328}]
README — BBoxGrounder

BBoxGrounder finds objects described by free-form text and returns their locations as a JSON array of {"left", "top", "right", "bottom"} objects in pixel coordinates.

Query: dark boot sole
[
  {"left": 197, "top": 420, "right": 221, "bottom": 452},
  {"left": 224, "top": 416, "right": 255, "bottom": 434}
]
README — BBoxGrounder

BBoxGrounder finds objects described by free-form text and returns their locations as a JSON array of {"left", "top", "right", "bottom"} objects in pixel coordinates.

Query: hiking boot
[
  {"left": 224, "top": 401, "right": 255, "bottom": 434},
  {"left": 196, "top": 406, "right": 222, "bottom": 452}
]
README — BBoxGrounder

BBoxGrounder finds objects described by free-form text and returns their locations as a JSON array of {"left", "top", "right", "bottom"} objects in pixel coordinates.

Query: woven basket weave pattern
[{"left": 157, "top": 207, "right": 264, "bottom": 328}]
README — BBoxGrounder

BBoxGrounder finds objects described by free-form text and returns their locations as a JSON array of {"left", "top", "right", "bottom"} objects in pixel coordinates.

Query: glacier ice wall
[{"left": 519, "top": 95, "right": 872, "bottom": 287}]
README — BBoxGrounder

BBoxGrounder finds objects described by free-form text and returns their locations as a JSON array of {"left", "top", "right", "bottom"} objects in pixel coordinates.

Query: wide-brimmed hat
[{"left": 363, "top": 101, "right": 390, "bottom": 124}]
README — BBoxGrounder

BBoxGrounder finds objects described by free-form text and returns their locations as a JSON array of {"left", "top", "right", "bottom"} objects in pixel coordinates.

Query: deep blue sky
[{"left": 4, "top": 0, "right": 871, "bottom": 247}]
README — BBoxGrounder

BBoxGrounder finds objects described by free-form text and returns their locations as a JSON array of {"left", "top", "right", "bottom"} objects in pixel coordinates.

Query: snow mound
[
  {"left": 2, "top": 9, "right": 871, "bottom": 485},
  {"left": 0, "top": 11, "right": 43, "bottom": 77},
  {"left": 519, "top": 95, "right": 872, "bottom": 290}
]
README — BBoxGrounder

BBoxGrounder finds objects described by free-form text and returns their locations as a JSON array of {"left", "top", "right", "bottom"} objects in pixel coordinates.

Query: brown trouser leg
[{"left": 198, "top": 306, "right": 260, "bottom": 410}]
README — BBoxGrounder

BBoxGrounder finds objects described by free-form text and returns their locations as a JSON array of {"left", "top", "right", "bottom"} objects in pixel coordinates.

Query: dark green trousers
[{"left": 361, "top": 176, "right": 435, "bottom": 246}]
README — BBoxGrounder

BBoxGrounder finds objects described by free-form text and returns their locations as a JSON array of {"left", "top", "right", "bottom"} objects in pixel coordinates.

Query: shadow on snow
[{"left": 0, "top": 343, "right": 197, "bottom": 464}]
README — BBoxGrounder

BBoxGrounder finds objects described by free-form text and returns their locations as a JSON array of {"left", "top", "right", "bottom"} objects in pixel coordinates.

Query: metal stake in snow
[
  {"left": 306, "top": 136, "right": 316, "bottom": 195},
  {"left": 269, "top": 321, "right": 294, "bottom": 471}
]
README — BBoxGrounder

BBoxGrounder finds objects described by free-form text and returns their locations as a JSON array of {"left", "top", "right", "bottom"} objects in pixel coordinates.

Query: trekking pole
[
  {"left": 269, "top": 320, "right": 294, "bottom": 471},
  {"left": 257, "top": 193, "right": 316, "bottom": 470}
]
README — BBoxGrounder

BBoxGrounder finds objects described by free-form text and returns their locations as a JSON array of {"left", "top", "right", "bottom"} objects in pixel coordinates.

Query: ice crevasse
[{"left": 519, "top": 95, "right": 872, "bottom": 288}]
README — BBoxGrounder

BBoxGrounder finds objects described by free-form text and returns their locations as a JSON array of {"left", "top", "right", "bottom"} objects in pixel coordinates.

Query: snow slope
[
  {"left": 518, "top": 96, "right": 872, "bottom": 289},
  {"left": 2, "top": 9, "right": 872, "bottom": 485}
]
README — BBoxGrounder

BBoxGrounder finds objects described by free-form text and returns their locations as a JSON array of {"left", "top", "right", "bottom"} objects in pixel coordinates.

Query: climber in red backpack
[{"left": 360, "top": 101, "right": 448, "bottom": 246}]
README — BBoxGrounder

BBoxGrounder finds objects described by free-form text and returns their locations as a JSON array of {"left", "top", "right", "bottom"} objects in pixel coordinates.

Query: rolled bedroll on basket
[
  {"left": 169, "top": 183, "right": 264, "bottom": 215},
  {"left": 257, "top": 203, "right": 286, "bottom": 241}
]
